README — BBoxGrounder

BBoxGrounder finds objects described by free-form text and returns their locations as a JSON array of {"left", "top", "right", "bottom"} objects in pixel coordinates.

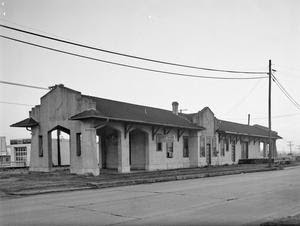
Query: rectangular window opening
[
  {"left": 38, "top": 135, "right": 43, "bottom": 157},
  {"left": 200, "top": 136, "right": 205, "bottom": 157},
  {"left": 225, "top": 139, "right": 229, "bottom": 152},
  {"left": 76, "top": 133, "right": 82, "bottom": 156},
  {"left": 156, "top": 134, "right": 163, "bottom": 152}
]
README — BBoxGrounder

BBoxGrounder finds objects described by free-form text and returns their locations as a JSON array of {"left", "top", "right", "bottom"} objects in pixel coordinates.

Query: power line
[
  {"left": 0, "top": 35, "right": 268, "bottom": 80},
  {"left": 225, "top": 112, "right": 300, "bottom": 121},
  {"left": 272, "top": 74, "right": 300, "bottom": 110},
  {"left": 0, "top": 23, "right": 268, "bottom": 75},
  {"left": 0, "top": 101, "right": 34, "bottom": 107},
  {"left": 0, "top": 80, "right": 49, "bottom": 90}
]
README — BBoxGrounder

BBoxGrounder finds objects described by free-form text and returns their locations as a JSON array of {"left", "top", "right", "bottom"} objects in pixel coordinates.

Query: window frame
[
  {"left": 76, "top": 133, "right": 82, "bottom": 157},
  {"left": 166, "top": 141, "right": 174, "bottom": 158}
]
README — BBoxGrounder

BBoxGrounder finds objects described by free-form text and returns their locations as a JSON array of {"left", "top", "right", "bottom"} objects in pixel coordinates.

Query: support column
[
  {"left": 80, "top": 122, "right": 99, "bottom": 175},
  {"left": 29, "top": 127, "right": 51, "bottom": 172},
  {"left": 263, "top": 142, "right": 267, "bottom": 157},
  {"left": 118, "top": 130, "right": 130, "bottom": 173},
  {"left": 189, "top": 131, "right": 200, "bottom": 167}
]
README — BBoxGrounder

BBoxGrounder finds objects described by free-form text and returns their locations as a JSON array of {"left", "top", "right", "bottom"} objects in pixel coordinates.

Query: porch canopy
[
  {"left": 11, "top": 117, "right": 39, "bottom": 128},
  {"left": 216, "top": 119, "right": 282, "bottom": 143},
  {"left": 70, "top": 96, "right": 204, "bottom": 139}
]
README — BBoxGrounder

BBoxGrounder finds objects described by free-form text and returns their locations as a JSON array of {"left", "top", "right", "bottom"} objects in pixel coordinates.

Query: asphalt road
[{"left": 1, "top": 166, "right": 300, "bottom": 226}]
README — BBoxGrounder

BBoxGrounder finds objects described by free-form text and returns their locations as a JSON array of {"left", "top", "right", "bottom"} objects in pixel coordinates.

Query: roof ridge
[
  {"left": 217, "top": 119, "right": 252, "bottom": 127},
  {"left": 82, "top": 94, "right": 178, "bottom": 115}
]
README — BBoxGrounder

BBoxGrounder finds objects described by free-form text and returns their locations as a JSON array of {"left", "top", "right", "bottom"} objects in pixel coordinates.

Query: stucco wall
[{"left": 29, "top": 86, "right": 98, "bottom": 175}]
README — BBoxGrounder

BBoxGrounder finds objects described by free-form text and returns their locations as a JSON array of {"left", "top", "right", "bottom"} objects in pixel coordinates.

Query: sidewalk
[{"left": 0, "top": 164, "right": 282, "bottom": 198}]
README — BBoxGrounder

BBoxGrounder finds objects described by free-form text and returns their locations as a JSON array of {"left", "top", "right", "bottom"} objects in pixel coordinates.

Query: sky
[{"left": 0, "top": 0, "right": 299, "bottom": 153}]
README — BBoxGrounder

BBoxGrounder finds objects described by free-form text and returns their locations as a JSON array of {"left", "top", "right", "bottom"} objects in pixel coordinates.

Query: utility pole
[
  {"left": 268, "top": 60, "right": 272, "bottom": 167},
  {"left": 287, "top": 141, "right": 293, "bottom": 155}
]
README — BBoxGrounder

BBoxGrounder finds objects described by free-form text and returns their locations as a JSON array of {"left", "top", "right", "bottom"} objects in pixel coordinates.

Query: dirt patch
[{"left": 261, "top": 213, "right": 300, "bottom": 225}]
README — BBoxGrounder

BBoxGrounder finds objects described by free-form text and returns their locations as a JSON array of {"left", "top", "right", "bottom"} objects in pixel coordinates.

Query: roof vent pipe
[{"left": 172, "top": 101, "right": 179, "bottom": 115}]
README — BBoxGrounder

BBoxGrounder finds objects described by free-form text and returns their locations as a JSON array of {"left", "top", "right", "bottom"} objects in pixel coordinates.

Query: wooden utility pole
[
  {"left": 287, "top": 141, "right": 293, "bottom": 155},
  {"left": 268, "top": 60, "right": 272, "bottom": 167},
  {"left": 248, "top": 114, "right": 250, "bottom": 125}
]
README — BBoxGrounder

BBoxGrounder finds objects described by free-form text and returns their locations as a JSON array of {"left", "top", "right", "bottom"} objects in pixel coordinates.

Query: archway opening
[
  {"left": 96, "top": 126, "right": 120, "bottom": 170},
  {"left": 48, "top": 126, "right": 70, "bottom": 167}
]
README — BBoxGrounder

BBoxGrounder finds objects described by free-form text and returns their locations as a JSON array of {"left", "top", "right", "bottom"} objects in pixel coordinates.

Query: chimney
[
  {"left": 172, "top": 101, "right": 179, "bottom": 115},
  {"left": 248, "top": 114, "right": 250, "bottom": 125}
]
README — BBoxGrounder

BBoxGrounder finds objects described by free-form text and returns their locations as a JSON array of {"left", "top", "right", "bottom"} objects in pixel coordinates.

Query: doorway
[
  {"left": 48, "top": 126, "right": 70, "bottom": 167},
  {"left": 129, "top": 129, "right": 148, "bottom": 170}
]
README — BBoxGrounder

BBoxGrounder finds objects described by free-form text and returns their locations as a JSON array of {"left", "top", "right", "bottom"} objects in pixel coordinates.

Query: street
[{"left": 1, "top": 166, "right": 300, "bottom": 226}]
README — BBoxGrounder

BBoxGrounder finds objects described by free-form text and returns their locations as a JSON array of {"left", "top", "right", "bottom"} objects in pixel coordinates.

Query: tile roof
[
  {"left": 70, "top": 96, "right": 204, "bottom": 130},
  {"left": 10, "top": 117, "right": 39, "bottom": 128},
  {"left": 216, "top": 119, "right": 281, "bottom": 139}
]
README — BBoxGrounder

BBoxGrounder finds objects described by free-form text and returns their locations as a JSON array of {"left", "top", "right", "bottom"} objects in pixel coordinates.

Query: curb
[{"left": 9, "top": 166, "right": 281, "bottom": 197}]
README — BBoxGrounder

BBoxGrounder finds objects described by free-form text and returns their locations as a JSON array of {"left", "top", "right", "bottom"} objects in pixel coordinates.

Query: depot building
[{"left": 11, "top": 84, "right": 281, "bottom": 175}]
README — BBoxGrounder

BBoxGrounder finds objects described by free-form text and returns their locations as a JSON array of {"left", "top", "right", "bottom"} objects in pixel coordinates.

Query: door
[
  {"left": 231, "top": 142, "right": 236, "bottom": 162},
  {"left": 206, "top": 143, "right": 211, "bottom": 165},
  {"left": 241, "top": 142, "right": 249, "bottom": 159}
]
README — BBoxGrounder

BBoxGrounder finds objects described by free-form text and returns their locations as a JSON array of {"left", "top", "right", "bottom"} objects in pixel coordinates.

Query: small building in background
[
  {"left": 0, "top": 136, "right": 11, "bottom": 167},
  {"left": 8, "top": 138, "right": 31, "bottom": 167},
  {"left": 0, "top": 136, "right": 7, "bottom": 155}
]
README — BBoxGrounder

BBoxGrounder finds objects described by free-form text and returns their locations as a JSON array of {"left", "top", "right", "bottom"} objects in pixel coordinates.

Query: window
[
  {"left": 166, "top": 142, "right": 173, "bottom": 158},
  {"left": 183, "top": 137, "right": 189, "bottom": 158},
  {"left": 225, "top": 139, "right": 229, "bottom": 152},
  {"left": 200, "top": 136, "right": 205, "bottom": 157},
  {"left": 220, "top": 139, "right": 225, "bottom": 156},
  {"left": 38, "top": 135, "right": 43, "bottom": 157},
  {"left": 156, "top": 135, "right": 163, "bottom": 151},
  {"left": 76, "top": 133, "right": 82, "bottom": 156},
  {"left": 15, "top": 147, "right": 27, "bottom": 163},
  {"left": 212, "top": 136, "right": 218, "bottom": 157},
  {"left": 259, "top": 142, "right": 264, "bottom": 152}
]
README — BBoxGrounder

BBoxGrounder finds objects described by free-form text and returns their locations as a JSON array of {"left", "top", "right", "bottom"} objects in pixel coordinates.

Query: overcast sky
[{"left": 0, "top": 0, "right": 299, "bottom": 153}]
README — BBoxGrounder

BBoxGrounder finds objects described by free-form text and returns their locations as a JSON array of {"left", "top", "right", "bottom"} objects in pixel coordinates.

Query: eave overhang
[
  {"left": 10, "top": 117, "right": 39, "bottom": 128},
  {"left": 217, "top": 129, "right": 282, "bottom": 139}
]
